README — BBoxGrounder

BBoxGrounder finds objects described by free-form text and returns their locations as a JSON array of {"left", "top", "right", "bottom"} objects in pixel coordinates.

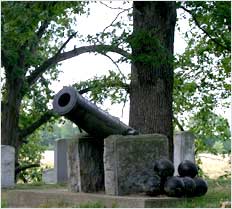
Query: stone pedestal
[
  {"left": 104, "top": 134, "right": 169, "bottom": 196},
  {"left": 67, "top": 134, "right": 104, "bottom": 193},
  {"left": 174, "top": 131, "right": 195, "bottom": 175},
  {"left": 1, "top": 145, "right": 15, "bottom": 188},
  {"left": 54, "top": 138, "right": 68, "bottom": 183}
]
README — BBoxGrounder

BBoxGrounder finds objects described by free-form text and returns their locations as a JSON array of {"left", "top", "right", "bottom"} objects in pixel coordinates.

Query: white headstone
[
  {"left": 42, "top": 168, "right": 55, "bottom": 184},
  {"left": 1, "top": 145, "right": 15, "bottom": 188},
  {"left": 54, "top": 138, "right": 68, "bottom": 183},
  {"left": 174, "top": 131, "right": 195, "bottom": 175}
]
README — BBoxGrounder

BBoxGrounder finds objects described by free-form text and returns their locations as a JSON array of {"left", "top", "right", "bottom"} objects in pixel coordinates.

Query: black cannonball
[
  {"left": 164, "top": 176, "right": 185, "bottom": 197},
  {"left": 193, "top": 177, "right": 208, "bottom": 196},
  {"left": 178, "top": 160, "right": 198, "bottom": 178},
  {"left": 159, "top": 177, "right": 167, "bottom": 194},
  {"left": 181, "top": 176, "right": 196, "bottom": 197},
  {"left": 154, "top": 159, "right": 174, "bottom": 178},
  {"left": 143, "top": 175, "right": 162, "bottom": 196}
]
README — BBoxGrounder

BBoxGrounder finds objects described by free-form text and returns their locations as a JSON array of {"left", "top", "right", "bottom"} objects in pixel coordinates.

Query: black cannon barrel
[{"left": 53, "top": 86, "right": 139, "bottom": 138}]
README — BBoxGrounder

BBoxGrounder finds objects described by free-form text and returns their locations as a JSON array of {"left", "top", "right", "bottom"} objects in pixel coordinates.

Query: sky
[{"left": 49, "top": 2, "right": 231, "bottom": 127}]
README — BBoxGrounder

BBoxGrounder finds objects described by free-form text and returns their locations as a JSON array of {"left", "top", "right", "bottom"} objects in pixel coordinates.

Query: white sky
[{"left": 49, "top": 2, "right": 231, "bottom": 127}]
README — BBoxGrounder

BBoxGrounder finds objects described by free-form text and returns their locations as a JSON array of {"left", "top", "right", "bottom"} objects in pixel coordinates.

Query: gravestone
[
  {"left": 104, "top": 134, "right": 169, "bottom": 195},
  {"left": 1, "top": 145, "right": 15, "bottom": 188},
  {"left": 54, "top": 138, "right": 68, "bottom": 183},
  {"left": 42, "top": 168, "right": 55, "bottom": 184},
  {"left": 173, "top": 131, "right": 195, "bottom": 175},
  {"left": 67, "top": 134, "right": 104, "bottom": 192}
]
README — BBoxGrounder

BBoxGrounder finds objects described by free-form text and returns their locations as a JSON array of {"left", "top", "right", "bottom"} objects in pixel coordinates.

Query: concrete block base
[
  {"left": 6, "top": 189, "right": 183, "bottom": 208},
  {"left": 104, "top": 134, "right": 169, "bottom": 195},
  {"left": 67, "top": 134, "right": 104, "bottom": 193}
]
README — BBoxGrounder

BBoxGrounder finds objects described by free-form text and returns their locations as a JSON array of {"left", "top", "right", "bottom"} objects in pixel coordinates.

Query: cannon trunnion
[{"left": 53, "top": 86, "right": 138, "bottom": 139}]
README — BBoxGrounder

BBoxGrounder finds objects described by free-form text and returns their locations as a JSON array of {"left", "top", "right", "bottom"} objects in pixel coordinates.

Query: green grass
[
  {"left": 78, "top": 201, "right": 106, "bottom": 208},
  {"left": 9, "top": 182, "right": 67, "bottom": 190},
  {"left": 175, "top": 178, "right": 231, "bottom": 208},
  {"left": 1, "top": 178, "right": 231, "bottom": 208},
  {"left": 1, "top": 200, "right": 8, "bottom": 208},
  {"left": 37, "top": 200, "right": 115, "bottom": 208},
  {"left": 38, "top": 200, "right": 73, "bottom": 208}
]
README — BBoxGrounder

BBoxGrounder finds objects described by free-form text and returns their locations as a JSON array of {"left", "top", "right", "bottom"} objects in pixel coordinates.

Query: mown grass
[
  {"left": 1, "top": 182, "right": 67, "bottom": 208},
  {"left": 14, "top": 182, "right": 67, "bottom": 189},
  {"left": 1, "top": 178, "right": 231, "bottom": 208},
  {"left": 38, "top": 200, "right": 109, "bottom": 208},
  {"left": 175, "top": 178, "right": 231, "bottom": 208}
]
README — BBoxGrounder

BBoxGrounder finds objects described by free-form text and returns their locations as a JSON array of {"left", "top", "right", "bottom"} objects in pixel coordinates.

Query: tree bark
[
  {"left": 129, "top": 2, "right": 176, "bottom": 160},
  {"left": 1, "top": 80, "right": 22, "bottom": 147}
]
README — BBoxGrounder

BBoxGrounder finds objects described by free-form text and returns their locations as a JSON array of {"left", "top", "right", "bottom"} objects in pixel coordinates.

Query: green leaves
[
  {"left": 2, "top": 1, "right": 87, "bottom": 72},
  {"left": 173, "top": 2, "right": 231, "bottom": 155},
  {"left": 129, "top": 29, "right": 174, "bottom": 69},
  {"left": 73, "top": 70, "right": 129, "bottom": 105},
  {"left": 18, "top": 131, "right": 46, "bottom": 183},
  {"left": 188, "top": 109, "right": 231, "bottom": 155},
  {"left": 180, "top": 1, "right": 231, "bottom": 51}
]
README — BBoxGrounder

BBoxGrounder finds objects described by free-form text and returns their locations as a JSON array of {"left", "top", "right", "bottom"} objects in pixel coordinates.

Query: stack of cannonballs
[{"left": 144, "top": 159, "right": 208, "bottom": 198}]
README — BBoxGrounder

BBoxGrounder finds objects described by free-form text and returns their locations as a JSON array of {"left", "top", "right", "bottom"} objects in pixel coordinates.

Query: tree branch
[
  {"left": 180, "top": 5, "right": 230, "bottom": 51},
  {"left": 78, "top": 87, "right": 91, "bottom": 94},
  {"left": 26, "top": 44, "right": 131, "bottom": 87},
  {"left": 99, "top": 1, "right": 127, "bottom": 10},
  {"left": 15, "top": 163, "right": 40, "bottom": 176},
  {"left": 173, "top": 116, "right": 185, "bottom": 131},
  {"left": 55, "top": 32, "right": 78, "bottom": 56},
  {"left": 28, "top": 20, "right": 50, "bottom": 56},
  {"left": 99, "top": 52, "right": 127, "bottom": 82},
  {"left": 36, "top": 20, "right": 50, "bottom": 40},
  {"left": 22, "top": 20, "right": 50, "bottom": 55},
  {"left": 79, "top": 83, "right": 130, "bottom": 94},
  {"left": 19, "top": 110, "right": 56, "bottom": 140},
  {"left": 75, "top": 77, "right": 130, "bottom": 95},
  {"left": 102, "top": 7, "right": 132, "bottom": 34}
]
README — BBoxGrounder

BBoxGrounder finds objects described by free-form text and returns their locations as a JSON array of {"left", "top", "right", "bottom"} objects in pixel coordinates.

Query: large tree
[
  {"left": 129, "top": 2, "right": 176, "bottom": 160},
  {"left": 1, "top": 1, "right": 230, "bottom": 180},
  {"left": 1, "top": 1, "right": 131, "bottom": 176},
  {"left": 1, "top": 2, "right": 129, "bottom": 146}
]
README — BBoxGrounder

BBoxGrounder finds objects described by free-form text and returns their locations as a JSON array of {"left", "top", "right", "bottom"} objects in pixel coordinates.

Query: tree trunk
[
  {"left": 1, "top": 77, "right": 24, "bottom": 181},
  {"left": 1, "top": 85, "right": 21, "bottom": 147},
  {"left": 129, "top": 2, "right": 176, "bottom": 160}
]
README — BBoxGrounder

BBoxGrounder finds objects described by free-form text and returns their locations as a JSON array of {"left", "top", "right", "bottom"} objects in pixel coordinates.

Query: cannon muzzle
[{"left": 53, "top": 86, "right": 139, "bottom": 138}]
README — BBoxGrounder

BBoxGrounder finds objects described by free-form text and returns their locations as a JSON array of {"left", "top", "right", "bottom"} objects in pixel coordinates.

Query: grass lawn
[
  {"left": 175, "top": 178, "right": 231, "bottom": 208},
  {"left": 1, "top": 178, "right": 231, "bottom": 208}
]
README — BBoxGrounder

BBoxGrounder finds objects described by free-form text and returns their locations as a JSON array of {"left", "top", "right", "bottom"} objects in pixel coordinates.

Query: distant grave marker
[{"left": 1, "top": 145, "right": 15, "bottom": 188}]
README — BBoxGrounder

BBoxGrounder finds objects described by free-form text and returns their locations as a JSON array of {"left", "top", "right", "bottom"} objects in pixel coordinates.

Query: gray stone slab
[
  {"left": 6, "top": 189, "right": 184, "bottom": 208},
  {"left": 42, "top": 168, "right": 55, "bottom": 184},
  {"left": 174, "top": 131, "right": 195, "bottom": 175},
  {"left": 67, "top": 134, "right": 104, "bottom": 193},
  {"left": 1, "top": 145, "right": 15, "bottom": 188},
  {"left": 104, "top": 134, "right": 169, "bottom": 196},
  {"left": 54, "top": 138, "right": 68, "bottom": 183}
]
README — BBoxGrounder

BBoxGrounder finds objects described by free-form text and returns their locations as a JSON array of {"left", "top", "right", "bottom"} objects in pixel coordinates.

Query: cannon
[{"left": 53, "top": 86, "right": 139, "bottom": 139}]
